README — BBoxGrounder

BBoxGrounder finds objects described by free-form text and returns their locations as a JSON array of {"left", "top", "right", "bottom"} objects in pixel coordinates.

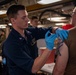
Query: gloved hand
[
  {"left": 45, "top": 31, "right": 57, "bottom": 50},
  {"left": 56, "top": 28, "right": 69, "bottom": 41}
]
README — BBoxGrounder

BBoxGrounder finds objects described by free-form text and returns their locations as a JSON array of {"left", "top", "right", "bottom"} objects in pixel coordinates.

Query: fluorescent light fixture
[
  {"left": 55, "top": 23, "right": 66, "bottom": 26},
  {"left": 0, "top": 24, "right": 7, "bottom": 28},
  {"left": 8, "top": 23, "right": 12, "bottom": 26},
  {"left": 28, "top": 21, "right": 30, "bottom": 24},
  {"left": 37, "top": 25, "right": 45, "bottom": 27},
  {"left": 47, "top": 18, "right": 51, "bottom": 20},
  {"left": 47, "top": 17, "right": 66, "bottom": 21},
  {"left": 51, "top": 17, "right": 66, "bottom": 20},
  {"left": 0, "top": 10, "right": 7, "bottom": 15},
  {"left": 52, "top": 19, "right": 68, "bottom": 22},
  {"left": 37, "top": 0, "right": 61, "bottom": 5}
]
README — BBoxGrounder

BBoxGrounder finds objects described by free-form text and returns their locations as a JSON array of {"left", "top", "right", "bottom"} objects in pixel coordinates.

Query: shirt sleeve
[
  {"left": 26, "top": 27, "right": 52, "bottom": 40},
  {"left": 3, "top": 42, "right": 34, "bottom": 73}
]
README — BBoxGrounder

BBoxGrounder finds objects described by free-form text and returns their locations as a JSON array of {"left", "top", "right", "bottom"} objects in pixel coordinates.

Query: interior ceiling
[{"left": 0, "top": 0, "right": 75, "bottom": 25}]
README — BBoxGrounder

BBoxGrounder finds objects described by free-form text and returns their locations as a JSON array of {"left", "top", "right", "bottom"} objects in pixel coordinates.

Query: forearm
[{"left": 32, "top": 49, "right": 52, "bottom": 73}]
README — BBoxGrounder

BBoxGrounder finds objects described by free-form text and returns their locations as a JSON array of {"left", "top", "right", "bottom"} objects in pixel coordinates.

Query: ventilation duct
[{"left": 0, "top": 0, "right": 14, "bottom": 6}]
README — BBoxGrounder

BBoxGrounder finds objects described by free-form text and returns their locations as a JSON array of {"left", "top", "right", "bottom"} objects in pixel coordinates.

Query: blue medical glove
[
  {"left": 56, "top": 28, "right": 69, "bottom": 41},
  {"left": 45, "top": 31, "right": 57, "bottom": 50}
]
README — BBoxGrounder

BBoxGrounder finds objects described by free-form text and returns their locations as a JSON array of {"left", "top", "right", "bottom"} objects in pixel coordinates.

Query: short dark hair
[
  {"left": 31, "top": 16, "right": 38, "bottom": 20},
  {"left": 6, "top": 5, "right": 25, "bottom": 19}
]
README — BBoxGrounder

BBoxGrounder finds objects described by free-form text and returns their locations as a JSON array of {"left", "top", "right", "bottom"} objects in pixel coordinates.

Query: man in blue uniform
[
  {"left": 2, "top": 5, "right": 68, "bottom": 75},
  {"left": 29, "top": 16, "right": 39, "bottom": 27}
]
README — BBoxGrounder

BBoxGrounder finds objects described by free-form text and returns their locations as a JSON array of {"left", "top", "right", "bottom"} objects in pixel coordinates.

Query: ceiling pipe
[
  {"left": 39, "top": 9, "right": 71, "bottom": 21},
  {"left": 0, "top": 0, "right": 14, "bottom": 6}
]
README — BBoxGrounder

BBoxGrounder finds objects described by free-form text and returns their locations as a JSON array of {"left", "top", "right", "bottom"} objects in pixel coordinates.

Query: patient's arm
[{"left": 53, "top": 42, "right": 68, "bottom": 75}]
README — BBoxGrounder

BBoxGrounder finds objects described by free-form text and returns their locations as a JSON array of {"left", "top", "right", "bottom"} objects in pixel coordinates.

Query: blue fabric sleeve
[{"left": 26, "top": 27, "right": 52, "bottom": 40}]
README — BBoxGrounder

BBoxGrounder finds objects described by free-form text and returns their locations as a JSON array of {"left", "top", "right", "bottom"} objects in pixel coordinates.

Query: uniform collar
[{"left": 11, "top": 28, "right": 25, "bottom": 41}]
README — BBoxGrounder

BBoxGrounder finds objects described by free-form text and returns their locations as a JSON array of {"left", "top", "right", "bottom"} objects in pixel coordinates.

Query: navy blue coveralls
[{"left": 2, "top": 27, "right": 52, "bottom": 75}]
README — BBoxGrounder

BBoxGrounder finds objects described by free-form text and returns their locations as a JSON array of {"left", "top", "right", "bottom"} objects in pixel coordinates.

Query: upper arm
[{"left": 53, "top": 42, "right": 69, "bottom": 75}]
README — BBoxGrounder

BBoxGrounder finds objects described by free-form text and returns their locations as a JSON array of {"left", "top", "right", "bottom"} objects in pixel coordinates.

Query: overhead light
[
  {"left": 51, "top": 17, "right": 66, "bottom": 20},
  {"left": 53, "top": 19, "right": 68, "bottom": 22},
  {"left": 37, "top": 0, "right": 61, "bottom": 5},
  {"left": 28, "top": 21, "right": 30, "bottom": 24},
  {"left": 47, "top": 17, "right": 66, "bottom": 21},
  {"left": 37, "top": 25, "right": 45, "bottom": 27},
  {"left": 0, "top": 24, "right": 7, "bottom": 28},
  {"left": 0, "top": 10, "right": 6, "bottom": 15},
  {"left": 55, "top": 23, "right": 66, "bottom": 26},
  {"left": 8, "top": 23, "right": 12, "bottom": 26}
]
